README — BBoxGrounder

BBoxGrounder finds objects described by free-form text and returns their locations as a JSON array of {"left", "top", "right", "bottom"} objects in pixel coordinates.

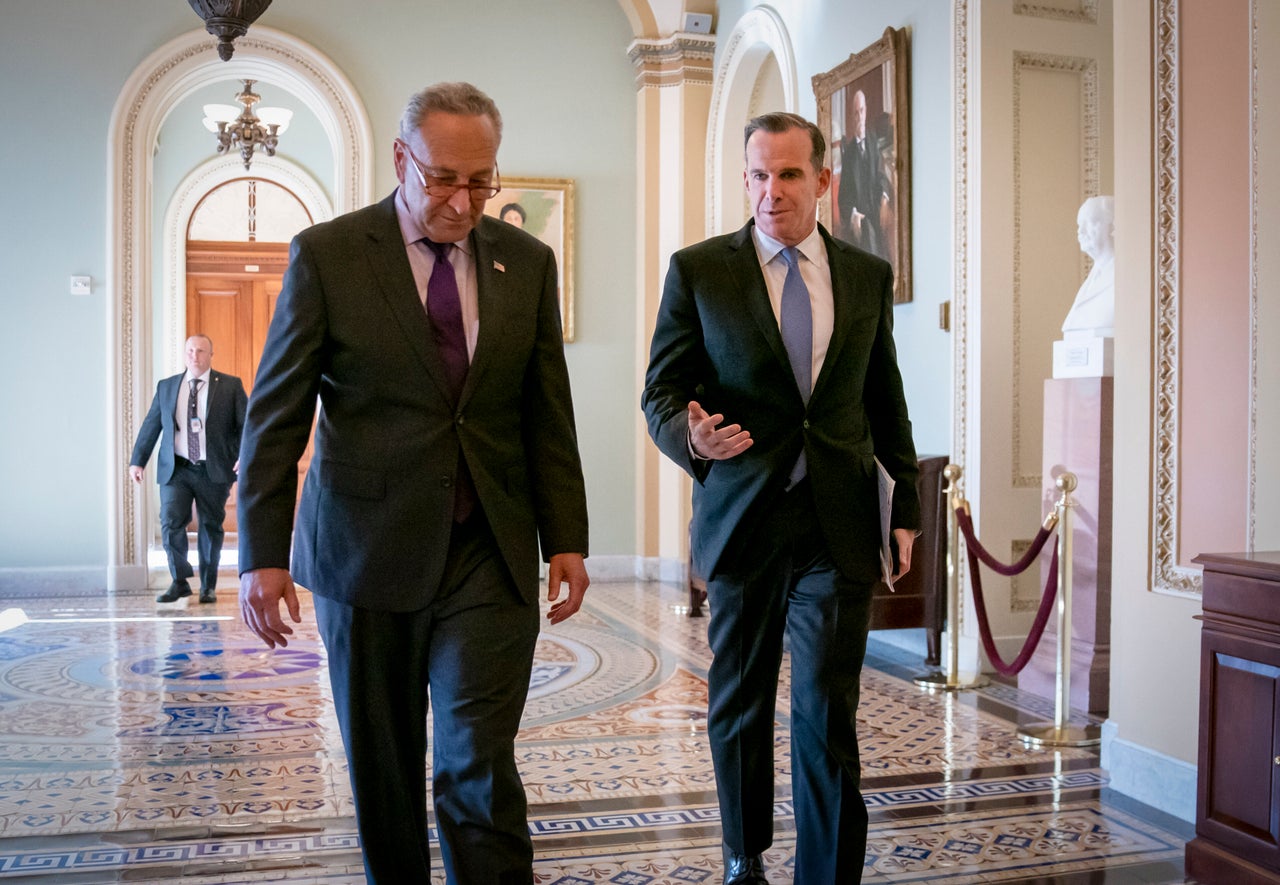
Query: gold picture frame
[
  {"left": 813, "top": 26, "right": 912, "bottom": 304},
  {"left": 485, "top": 177, "right": 576, "bottom": 341}
]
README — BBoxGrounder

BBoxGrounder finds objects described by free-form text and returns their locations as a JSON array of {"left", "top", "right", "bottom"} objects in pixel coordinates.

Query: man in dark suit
[
  {"left": 642, "top": 112, "right": 919, "bottom": 884},
  {"left": 236, "top": 82, "right": 590, "bottom": 884},
  {"left": 837, "top": 89, "right": 889, "bottom": 259},
  {"left": 129, "top": 334, "right": 247, "bottom": 604}
]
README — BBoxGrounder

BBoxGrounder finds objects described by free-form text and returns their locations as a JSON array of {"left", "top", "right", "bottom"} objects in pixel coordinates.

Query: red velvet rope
[
  {"left": 955, "top": 508, "right": 1060, "bottom": 677},
  {"left": 958, "top": 510, "right": 1055, "bottom": 575}
]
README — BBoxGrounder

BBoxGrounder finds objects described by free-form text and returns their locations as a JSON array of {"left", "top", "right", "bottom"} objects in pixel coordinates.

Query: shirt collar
[
  {"left": 751, "top": 223, "right": 825, "bottom": 269},
  {"left": 184, "top": 369, "right": 211, "bottom": 385},
  {"left": 395, "top": 187, "right": 472, "bottom": 256}
]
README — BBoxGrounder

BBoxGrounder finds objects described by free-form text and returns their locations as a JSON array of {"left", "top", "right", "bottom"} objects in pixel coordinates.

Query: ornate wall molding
[
  {"left": 953, "top": 0, "right": 971, "bottom": 509},
  {"left": 161, "top": 155, "right": 333, "bottom": 378},
  {"left": 706, "top": 6, "right": 796, "bottom": 238},
  {"left": 952, "top": 0, "right": 973, "bottom": 601},
  {"left": 1249, "top": 0, "right": 1259, "bottom": 551},
  {"left": 1010, "top": 51, "right": 1099, "bottom": 489},
  {"left": 627, "top": 33, "right": 716, "bottom": 88},
  {"left": 1151, "top": 0, "right": 1200, "bottom": 595},
  {"left": 106, "top": 26, "right": 373, "bottom": 589},
  {"left": 1014, "top": 0, "right": 1100, "bottom": 25}
]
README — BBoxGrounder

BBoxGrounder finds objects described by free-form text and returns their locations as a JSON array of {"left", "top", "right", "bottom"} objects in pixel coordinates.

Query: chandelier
[
  {"left": 188, "top": 0, "right": 274, "bottom": 61},
  {"left": 202, "top": 79, "right": 293, "bottom": 169}
]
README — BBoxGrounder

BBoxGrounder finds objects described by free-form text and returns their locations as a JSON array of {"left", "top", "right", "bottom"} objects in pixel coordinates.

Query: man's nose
[{"left": 447, "top": 187, "right": 472, "bottom": 214}]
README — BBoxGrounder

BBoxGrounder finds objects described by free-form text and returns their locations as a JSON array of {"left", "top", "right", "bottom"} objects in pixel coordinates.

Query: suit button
[
  {"left": 440, "top": 477, "right": 453, "bottom": 489},
  {"left": 456, "top": 414, "right": 465, "bottom": 425},
  {"left": 802, "top": 420, "right": 810, "bottom": 429}
]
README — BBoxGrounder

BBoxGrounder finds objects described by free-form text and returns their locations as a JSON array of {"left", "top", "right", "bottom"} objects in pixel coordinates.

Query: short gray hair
[
  {"left": 399, "top": 81, "right": 503, "bottom": 144},
  {"left": 744, "top": 112, "right": 826, "bottom": 173}
]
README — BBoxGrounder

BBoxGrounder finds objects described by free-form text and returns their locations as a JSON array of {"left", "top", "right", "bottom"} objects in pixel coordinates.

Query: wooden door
[{"left": 186, "top": 241, "right": 312, "bottom": 532}]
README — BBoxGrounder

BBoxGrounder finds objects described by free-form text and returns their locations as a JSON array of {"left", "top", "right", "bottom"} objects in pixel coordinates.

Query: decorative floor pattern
[{"left": 0, "top": 581, "right": 1192, "bottom": 882}]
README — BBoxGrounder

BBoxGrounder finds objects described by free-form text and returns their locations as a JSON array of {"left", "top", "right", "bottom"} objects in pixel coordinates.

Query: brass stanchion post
[
  {"left": 1017, "top": 472, "right": 1100, "bottom": 747},
  {"left": 915, "top": 464, "right": 989, "bottom": 691}
]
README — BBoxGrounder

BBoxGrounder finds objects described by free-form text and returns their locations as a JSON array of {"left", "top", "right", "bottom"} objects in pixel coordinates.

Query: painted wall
[
  {"left": 1108, "top": 0, "right": 1276, "bottom": 822},
  {"left": 0, "top": 0, "right": 637, "bottom": 573},
  {"left": 712, "top": 0, "right": 955, "bottom": 457}
]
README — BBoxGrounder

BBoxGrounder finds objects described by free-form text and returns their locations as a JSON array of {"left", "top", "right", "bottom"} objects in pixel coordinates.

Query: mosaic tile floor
[{"left": 0, "top": 580, "right": 1193, "bottom": 883}]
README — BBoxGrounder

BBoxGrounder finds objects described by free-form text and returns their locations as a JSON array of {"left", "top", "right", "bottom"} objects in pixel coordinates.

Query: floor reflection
[{"left": 0, "top": 581, "right": 1191, "bottom": 883}]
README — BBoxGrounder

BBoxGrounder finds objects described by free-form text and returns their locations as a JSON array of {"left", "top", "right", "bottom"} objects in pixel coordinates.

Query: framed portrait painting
[
  {"left": 813, "top": 26, "right": 912, "bottom": 304},
  {"left": 484, "top": 177, "right": 576, "bottom": 342}
]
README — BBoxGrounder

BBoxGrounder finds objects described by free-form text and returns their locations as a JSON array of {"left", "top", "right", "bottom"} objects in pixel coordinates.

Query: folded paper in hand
[{"left": 876, "top": 457, "right": 895, "bottom": 590}]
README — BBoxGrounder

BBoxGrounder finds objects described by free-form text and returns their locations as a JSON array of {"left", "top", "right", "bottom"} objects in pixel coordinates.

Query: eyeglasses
[{"left": 396, "top": 138, "right": 501, "bottom": 201}]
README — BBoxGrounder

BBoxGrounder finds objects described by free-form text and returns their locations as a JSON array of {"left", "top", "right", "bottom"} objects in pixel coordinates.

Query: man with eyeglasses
[{"left": 236, "top": 81, "right": 590, "bottom": 884}]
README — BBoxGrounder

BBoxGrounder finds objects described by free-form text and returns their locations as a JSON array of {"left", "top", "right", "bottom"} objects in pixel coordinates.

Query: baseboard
[
  {"left": 0, "top": 566, "right": 111, "bottom": 597},
  {"left": 1101, "top": 719, "right": 1197, "bottom": 822},
  {"left": 582, "top": 555, "right": 686, "bottom": 584}
]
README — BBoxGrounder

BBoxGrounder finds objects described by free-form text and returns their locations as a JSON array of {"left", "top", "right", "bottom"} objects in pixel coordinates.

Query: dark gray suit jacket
[
  {"left": 237, "top": 192, "right": 589, "bottom": 611},
  {"left": 642, "top": 220, "right": 919, "bottom": 584},
  {"left": 130, "top": 370, "right": 247, "bottom": 486}
]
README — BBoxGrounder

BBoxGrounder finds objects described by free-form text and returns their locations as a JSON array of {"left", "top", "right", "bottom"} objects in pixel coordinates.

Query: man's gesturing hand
[{"left": 687, "top": 401, "right": 753, "bottom": 460}]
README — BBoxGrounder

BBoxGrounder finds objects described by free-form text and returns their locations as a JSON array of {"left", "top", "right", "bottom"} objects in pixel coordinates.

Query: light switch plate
[{"left": 70, "top": 275, "right": 91, "bottom": 295}]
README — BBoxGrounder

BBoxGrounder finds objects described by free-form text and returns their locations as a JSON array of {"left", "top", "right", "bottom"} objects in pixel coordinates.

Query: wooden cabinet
[{"left": 1186, "top": 551, "right": 1280, "bottom": 885}]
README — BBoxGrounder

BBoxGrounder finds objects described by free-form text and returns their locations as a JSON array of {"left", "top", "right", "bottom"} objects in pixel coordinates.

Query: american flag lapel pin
[{"left": 493, "top": 261, "right": 505, "bottom": 272}]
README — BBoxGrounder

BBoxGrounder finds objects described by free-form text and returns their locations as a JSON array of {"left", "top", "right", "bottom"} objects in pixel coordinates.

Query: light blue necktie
[{"left": 779, "top": 246, "right": 811, "bottom": 486}]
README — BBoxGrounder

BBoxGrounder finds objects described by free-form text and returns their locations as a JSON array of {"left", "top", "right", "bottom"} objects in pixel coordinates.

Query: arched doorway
[
  {"left": 106, "top": 26, "right": 373, "bottom": 592},
  {"left": 706, "top": 7, "right": 797, "bottom": 237}
]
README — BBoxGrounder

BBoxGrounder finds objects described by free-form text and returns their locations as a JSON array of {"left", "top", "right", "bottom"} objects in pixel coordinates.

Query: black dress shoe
[
  {"left": 156, "top": 581, "right": 192, "bottom": 603},
  {"left": 198, "top": 588, "right": 216, "bottom": 603},
  {"left": 724, "top": 852, "right": 767, "bottom": 884}
]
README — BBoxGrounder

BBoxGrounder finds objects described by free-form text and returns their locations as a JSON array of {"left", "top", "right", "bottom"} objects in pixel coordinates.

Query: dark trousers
[
  {"left": 159, "top": 458, "right": 231, "bottom": 591},
  {"left": 313, "top": 515, "right": 540, "bottom": 885},
  {"left": 705, "top": 480, "right": 874, "bottom": 884}
]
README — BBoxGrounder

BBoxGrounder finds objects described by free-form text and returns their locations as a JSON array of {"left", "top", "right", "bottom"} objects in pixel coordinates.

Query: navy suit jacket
[
  {"left": 642, "top": 220, "right": 919, "bottom": 583},
  {"left": 237, "top": 192, "right": 589, "bottom": 612},
  {"left": 130, "top": 369, "right": 247, "bottom": 486}
]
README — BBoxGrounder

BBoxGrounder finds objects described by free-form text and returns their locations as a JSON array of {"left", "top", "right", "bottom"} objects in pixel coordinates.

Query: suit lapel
[
  {"left": 813, "top": 225, "right": 872, "bottom": 402},
  {"left": 362, "top": 192, "right": 457, "bottom": 402},
  {"left": 464, "top": 221, "right": 510, "bottom": 404},
  {"left": 724, "top": 222, "right": 792, "bottom": 375}
]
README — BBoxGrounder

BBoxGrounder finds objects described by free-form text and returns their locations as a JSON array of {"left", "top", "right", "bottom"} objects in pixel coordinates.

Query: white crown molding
[
  {"left": 1013, "top": 0, "right": 1100, "bottom": 25},
  {"left": 106, "top": 27, "right": 373, "bottom": 589},
  {"left": 706, "top": 6, "right": 797, "bottom": 238}
]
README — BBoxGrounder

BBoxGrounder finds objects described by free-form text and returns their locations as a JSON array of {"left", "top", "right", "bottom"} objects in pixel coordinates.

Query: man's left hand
[
  {"left": 546, "top": 553, "right": 589, "bottom": 624},
  {"left": 892, "top": 528, "right": 914, "bottom": 581}
]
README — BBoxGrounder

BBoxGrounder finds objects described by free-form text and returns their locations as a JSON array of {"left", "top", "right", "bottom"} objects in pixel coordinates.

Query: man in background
[
  {"left": 837, "top": 89, "right": 889, "bottom": 259},
  {"left": 129, "top": 334, "right": 246, "bottom": 604},
  {"left": 236, "top": 82, "right": 590, "bottom": 884}
]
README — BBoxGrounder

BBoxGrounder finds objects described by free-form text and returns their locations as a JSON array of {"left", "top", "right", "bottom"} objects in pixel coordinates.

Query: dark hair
[
  {"left": 400, "top": 81, "right": 503, "bottom": 144},
  {"left": 743, "top": 112, "right": 826, "bottom": 172},
  {"left": 499, "top": 202, "right": 526, "bottom": 223}
]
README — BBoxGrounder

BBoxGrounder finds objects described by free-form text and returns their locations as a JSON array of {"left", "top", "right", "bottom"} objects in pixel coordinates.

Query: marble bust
[{"left": 1061, "top": 195, "right": 1115, "bottom": 338}]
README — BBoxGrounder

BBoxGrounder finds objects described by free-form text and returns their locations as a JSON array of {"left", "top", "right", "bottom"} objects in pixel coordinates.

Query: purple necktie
[
  {"left": 188, "top": 378, "right": 202, "bottom": 462},
  {"left": 424, "top": 241, "right": 469, "bottom": 399},
  {"left": 423, "top": 240, "right": 476, "bottom": 521}
]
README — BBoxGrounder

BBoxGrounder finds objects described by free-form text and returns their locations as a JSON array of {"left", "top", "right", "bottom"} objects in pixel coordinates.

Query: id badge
[{"left": 190, "top": 417, "right": 203, "bottom": 434}]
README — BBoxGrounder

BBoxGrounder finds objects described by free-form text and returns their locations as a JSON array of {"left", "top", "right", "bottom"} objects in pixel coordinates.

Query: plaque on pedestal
[{"left": 1053, "top": 334, "right": 1114, "bottom": 378}]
